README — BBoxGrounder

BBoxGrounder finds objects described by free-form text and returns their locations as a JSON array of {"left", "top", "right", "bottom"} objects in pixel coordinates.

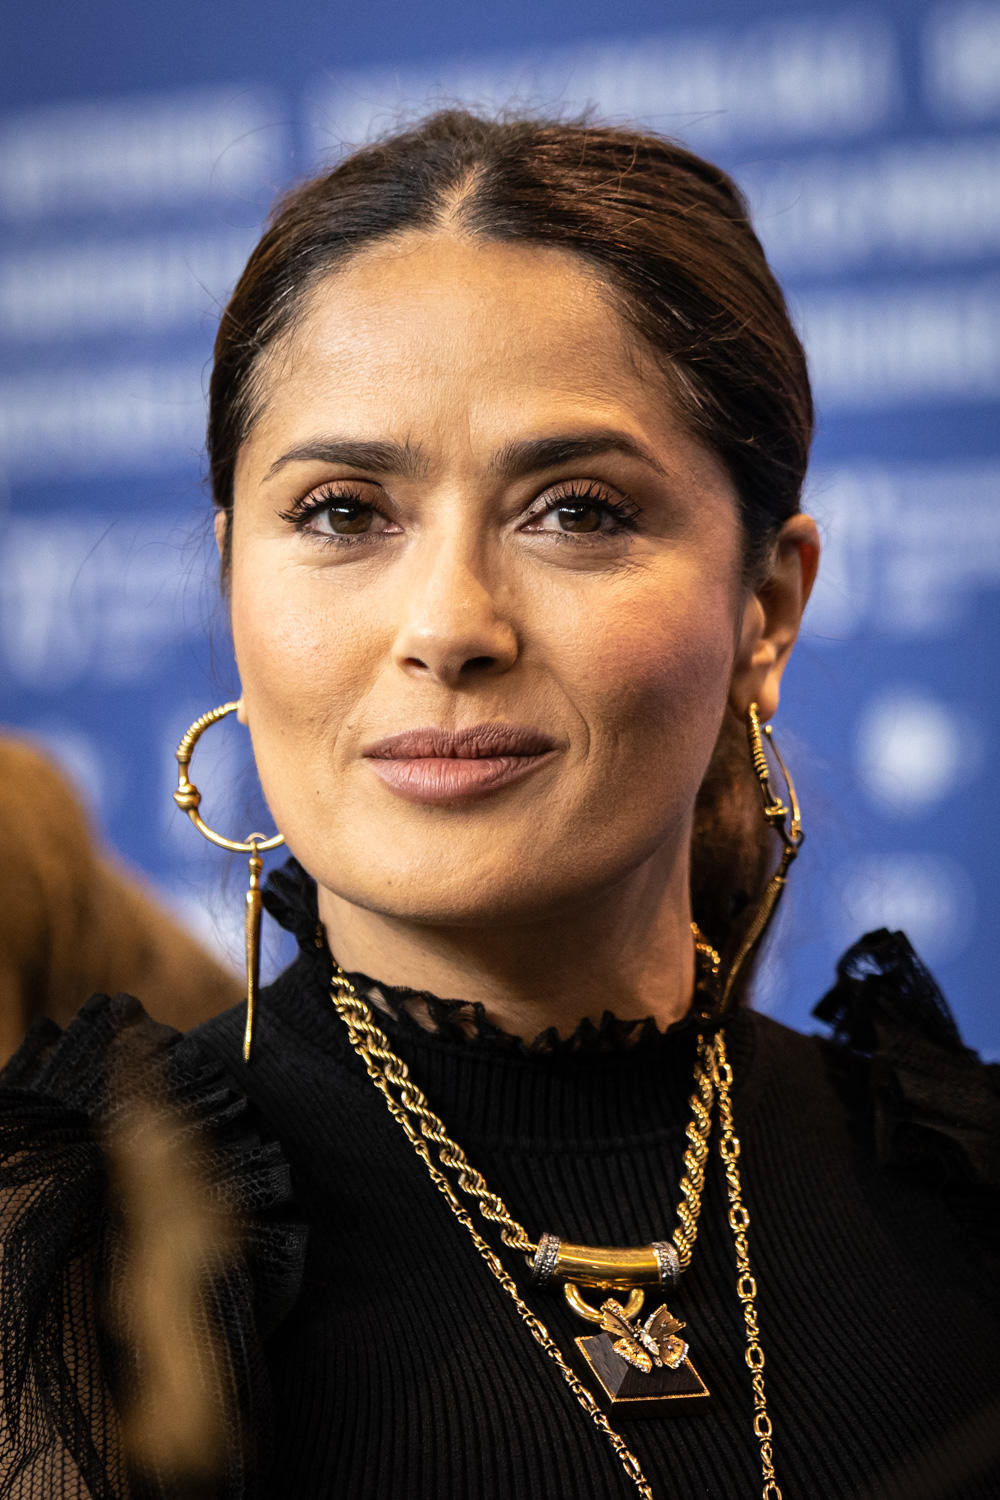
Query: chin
[
  {"left": 281, "top": 784, "right": 684, "bottom": 932},
  {"left": 316, "top": 857, "right": 552, "bottom": 928}
]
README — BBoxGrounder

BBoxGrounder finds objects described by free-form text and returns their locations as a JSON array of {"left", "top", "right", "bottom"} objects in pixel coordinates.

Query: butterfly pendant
[
  {"left": 574, "top": 1294, "right": 710, "bottom": 1413},
  {"left": 601, "top": 1297, "right": 689, "bottom": 1373}
]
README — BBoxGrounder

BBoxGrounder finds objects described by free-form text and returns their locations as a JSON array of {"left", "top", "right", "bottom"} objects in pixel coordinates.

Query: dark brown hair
[{"left": 208, "top": 110, "right": 813, "bottom": 974}]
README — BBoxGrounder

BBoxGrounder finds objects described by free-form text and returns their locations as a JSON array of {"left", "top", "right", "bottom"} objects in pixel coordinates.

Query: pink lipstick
[{"left": 364, "top": 723, "right": 558, "bottom": 805}]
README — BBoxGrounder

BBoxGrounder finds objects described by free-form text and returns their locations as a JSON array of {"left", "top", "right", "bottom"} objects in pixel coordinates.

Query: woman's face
[{"left": 227, "top": 232, "right": 795, "bottom": 928}]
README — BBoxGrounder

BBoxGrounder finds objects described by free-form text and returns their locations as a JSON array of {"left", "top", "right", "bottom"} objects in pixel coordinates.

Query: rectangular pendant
[{"left": 575, "top": 1333, "right": 710, "bottom": 1415}]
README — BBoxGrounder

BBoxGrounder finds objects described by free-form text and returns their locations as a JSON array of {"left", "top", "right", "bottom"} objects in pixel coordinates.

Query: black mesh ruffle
[
  {"left": 339, "top": 967, "right": 718, "bottom": 1057},
  {"left": 0, "top": 992, "right": 306, "bottom": 1498},
  {"left": 814, "top": 929, "right": 999, "bottom": 1250}
]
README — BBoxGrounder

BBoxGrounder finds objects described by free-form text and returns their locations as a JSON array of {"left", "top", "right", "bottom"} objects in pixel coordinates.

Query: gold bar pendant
[{"left": 532, "top": 1234, "right": 680, "bottom": 1293}]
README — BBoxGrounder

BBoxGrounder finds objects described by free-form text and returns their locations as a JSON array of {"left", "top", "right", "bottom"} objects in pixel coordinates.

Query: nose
[{"left": 391, "top": 538, "right": 519, "bottom": 688}]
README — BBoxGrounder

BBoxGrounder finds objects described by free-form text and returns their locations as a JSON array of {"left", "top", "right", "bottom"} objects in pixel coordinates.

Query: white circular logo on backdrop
[
  {"left": 854, "top": 686, "right": 983, "bottom": 815},
  {"left": 834, "top": 851, "right": 975, "bottom": 964}
]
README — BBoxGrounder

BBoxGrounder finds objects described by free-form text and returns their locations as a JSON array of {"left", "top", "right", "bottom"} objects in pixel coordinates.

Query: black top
[{"left": 1, "top": 858, "right": 997, "bottom": 1499}]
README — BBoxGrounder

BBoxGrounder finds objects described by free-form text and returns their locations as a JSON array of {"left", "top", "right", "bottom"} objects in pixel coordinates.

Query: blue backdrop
[{"left": 2, "top": 0, "right": 998, "bottom": 1054}]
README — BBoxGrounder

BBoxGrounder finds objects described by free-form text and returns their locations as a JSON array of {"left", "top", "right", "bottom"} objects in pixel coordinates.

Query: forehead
[
  {"left": 250, "top": 235, "right": 625, "bottom": 414},
  {"left": 286, "top": 231, "right": 632, "bottom": 377},
  {"left": 235, "top": 229, "right": 726, "bottom": 497}
]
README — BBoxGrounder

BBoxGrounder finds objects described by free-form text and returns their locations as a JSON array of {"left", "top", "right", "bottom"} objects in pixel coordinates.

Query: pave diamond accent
[
  {"left": 530, "top": 1232, "right": 562, "bottom": 1287},
  {"left": 651, "top": 1241, "right": 680, "bottom": 1289}
]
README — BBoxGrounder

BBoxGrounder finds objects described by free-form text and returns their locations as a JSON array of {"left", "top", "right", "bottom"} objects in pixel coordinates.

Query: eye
[
  {"left": 317, "top": 500, "right": 379, "bottom": 535},
  {"left": 538, "top": 503, "right": 608, "bottom": 534},
  {"left": 278, "top": 485, "right": 400, "bottom": 542},
  {"left": 523, "top": 481, "right": 640, "bottom": 538}
]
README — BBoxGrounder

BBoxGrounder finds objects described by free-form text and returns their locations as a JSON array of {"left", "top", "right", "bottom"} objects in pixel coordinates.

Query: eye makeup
[{"left": 278, "top": 477, "right": 642, "bottom": 548}]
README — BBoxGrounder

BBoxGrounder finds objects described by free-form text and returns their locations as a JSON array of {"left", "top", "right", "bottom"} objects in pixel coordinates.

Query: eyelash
[
  {"left": 278, "top": 485, "right": 389, "bottom": 547},
  {"left": 526, "top": 480, "right": 641, "bottom": 538},
  {"left": 278, "top": 480, "right": 641, "bottom": 546}
]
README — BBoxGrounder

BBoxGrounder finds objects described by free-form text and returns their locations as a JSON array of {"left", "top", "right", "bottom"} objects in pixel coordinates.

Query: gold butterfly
[{"left": 600, "top": 1298, "right": 689, "bottom": 1374}]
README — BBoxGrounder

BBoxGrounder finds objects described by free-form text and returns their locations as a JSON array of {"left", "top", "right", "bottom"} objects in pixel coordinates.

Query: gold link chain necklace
[{"left": 329, "top": 964, "right": 782, "bottom": 1500}]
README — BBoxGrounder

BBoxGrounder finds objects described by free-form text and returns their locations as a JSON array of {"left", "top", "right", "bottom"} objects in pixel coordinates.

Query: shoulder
[
  {"left": 0, "top": 990, "right": 306, "bottom": 1491},
  {"left": 751, "top": 931, "right": 999, "bottom": 1255},
  {"left": 0, "top": 989, "right": 307, "bottom": 1327}
]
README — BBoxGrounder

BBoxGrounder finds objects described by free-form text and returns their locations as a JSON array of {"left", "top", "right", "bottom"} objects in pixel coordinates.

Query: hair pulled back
[{"left": 208, "top": 110, "right": 814, "bottom": 977}]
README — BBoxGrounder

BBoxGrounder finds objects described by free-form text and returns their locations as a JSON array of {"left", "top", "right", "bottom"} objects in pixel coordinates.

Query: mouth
[{"left": 363, "top": 723, "right": 559, "bottom": 805}]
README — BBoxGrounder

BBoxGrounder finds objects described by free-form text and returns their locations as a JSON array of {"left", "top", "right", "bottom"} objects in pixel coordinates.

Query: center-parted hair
[{"left": 208, "top": 110, "right": 815, "bottom": 978}]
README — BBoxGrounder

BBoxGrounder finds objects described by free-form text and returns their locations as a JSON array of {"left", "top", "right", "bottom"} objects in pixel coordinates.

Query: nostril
[{"left": 460, "top": 656, "right": 497, "bottom": 674}]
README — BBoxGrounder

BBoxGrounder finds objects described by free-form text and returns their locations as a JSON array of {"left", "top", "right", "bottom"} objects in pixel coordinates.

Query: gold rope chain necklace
[{"left": 329, "top": 964, "right": 782, "bottom": 1500}]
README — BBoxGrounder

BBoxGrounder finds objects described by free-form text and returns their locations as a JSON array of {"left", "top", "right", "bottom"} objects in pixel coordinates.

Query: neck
[{"left": 316, "top": 854, "right": 698, "bottom": 1042}]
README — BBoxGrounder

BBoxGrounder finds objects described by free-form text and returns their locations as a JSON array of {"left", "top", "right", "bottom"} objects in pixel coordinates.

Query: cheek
[
  {"left": 531, "top": 580, "right": 738, "bottom": 892},
  {"left": 228, "top": 561, "right": 375, "bottom": 795},
  {"left": 559, "top": 584, "right": 736, "bottom": 759}
]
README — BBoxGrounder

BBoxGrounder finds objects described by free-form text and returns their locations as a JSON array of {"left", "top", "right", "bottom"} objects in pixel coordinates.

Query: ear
[
  {"left": 213, "top": 510, "right": 246, "bottom": 723},
  {"left": 729, "top": 514, "right": 820, "bottom": 722}
]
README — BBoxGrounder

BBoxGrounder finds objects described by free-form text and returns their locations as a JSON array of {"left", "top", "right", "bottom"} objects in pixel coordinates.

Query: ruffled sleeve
[
  {"left": 0, "top": 991, "right": 306, "bottom": 1499},
  {"left": 814, "top": 930, "right": 1000, "bottom": 1253}
]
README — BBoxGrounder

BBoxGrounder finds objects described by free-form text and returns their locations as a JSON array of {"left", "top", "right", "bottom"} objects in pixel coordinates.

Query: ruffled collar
[
  {"left": 262, "top": 856, "right": 713, "bottom": 1060},
  {"left": 335, "top": 969, "right": 709, "bottom": 1059}
]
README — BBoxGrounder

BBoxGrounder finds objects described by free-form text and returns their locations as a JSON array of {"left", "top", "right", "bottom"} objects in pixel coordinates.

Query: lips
[
  {"left": 365, "top": 723, "right": 556, "bottom": 760},
  {"left": 363, "top": 722, "right": 558, "bottom": 804}
]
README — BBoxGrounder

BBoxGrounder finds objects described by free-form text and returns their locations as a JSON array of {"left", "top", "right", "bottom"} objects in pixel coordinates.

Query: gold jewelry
[
  {"left": 718, "top": 702, "right": 804, "bottom": 1014},
  {"left": 172, "top": 702, "right": 284, "bottom": 1063},
  {"left": 328, "top": 936, "right": 782, "bottom": 1500}
]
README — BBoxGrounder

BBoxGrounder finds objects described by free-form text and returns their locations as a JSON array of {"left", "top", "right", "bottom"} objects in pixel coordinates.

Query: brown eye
[
  {"left": 323, "top": 502, "right": 374, "bottom": 534},
  {"left": 525, "top": 490, "right": 639, "bottom": 539},
  {"left": 520, "top": 485, "right": 639, "bottom": 541},
  {"left": 554, "top": 504, "right": 602, "bottom": 533},
  {"left": 280, "top": 485, "right": 400, "bottom": 544}
]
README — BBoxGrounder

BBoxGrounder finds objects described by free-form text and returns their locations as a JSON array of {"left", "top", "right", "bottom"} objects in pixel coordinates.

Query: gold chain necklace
[{"left": 329, "top": 961, "right": 782, "bottom": 1500}]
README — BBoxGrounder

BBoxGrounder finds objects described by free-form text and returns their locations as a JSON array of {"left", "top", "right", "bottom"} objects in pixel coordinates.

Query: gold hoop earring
[
  {"left": 173, "top": 702, "right": 284, "bottom": 1062},
  {"left": 718, "top": 702, "right": 804, "bottom": 1013}
]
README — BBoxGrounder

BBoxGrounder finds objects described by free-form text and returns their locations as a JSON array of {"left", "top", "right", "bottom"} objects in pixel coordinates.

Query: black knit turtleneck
[
  {"left": 181, "top": 869, "right": 998, "bottom": 1500},
  {"left": 1, "top": 860, "right": 996, "bottom": 1500}
]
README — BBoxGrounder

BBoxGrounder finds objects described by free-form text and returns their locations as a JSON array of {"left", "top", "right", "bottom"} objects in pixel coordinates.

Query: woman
[{"left": 1, "top": 112, "right": 996, "bottom": 1500}]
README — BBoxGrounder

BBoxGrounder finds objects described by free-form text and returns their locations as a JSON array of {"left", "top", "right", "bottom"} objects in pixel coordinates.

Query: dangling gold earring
[
  {"left": 718, "top": 702, "right": 804, "bottom": 1013},
  {"left": 172, "top": 702, "right": 284, "bottom": 1062}
]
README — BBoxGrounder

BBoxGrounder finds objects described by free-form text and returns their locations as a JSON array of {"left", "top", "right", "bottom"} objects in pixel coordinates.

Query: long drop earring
[
  {"left": 172, "top": 702, "right": 284, "bottom": 1062},
  {"left": 717, "top": 702, "right": 804, "bottom": 1014}
]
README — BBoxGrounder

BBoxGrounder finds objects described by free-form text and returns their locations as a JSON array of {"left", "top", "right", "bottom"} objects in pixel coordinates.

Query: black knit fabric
[{"left": 1, "top": 859, "right": 998, "bottom": 1499}]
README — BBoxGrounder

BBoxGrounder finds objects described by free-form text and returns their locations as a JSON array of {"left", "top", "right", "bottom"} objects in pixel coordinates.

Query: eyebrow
[
  {"left": 264, "top": 430, "right": 668, "bottom": 483},
  {"left": 488, "top": 432, "right": 669, "bottom": 481},
  {"left": 265, "top": 438, "right": 428, "bottom": 480}
]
